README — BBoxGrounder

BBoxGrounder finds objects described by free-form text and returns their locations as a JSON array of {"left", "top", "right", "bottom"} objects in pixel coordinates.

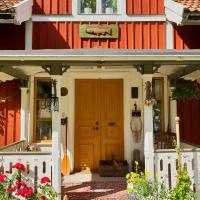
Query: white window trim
[
  {"left": 32, "top": 15, "right": 166, "bottom": 22},
  {"left": 75, "top": 0, "right": 124, "bottom": 16}
]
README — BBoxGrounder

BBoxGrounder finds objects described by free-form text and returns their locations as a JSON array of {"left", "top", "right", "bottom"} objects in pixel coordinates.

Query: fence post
[
  {"left": 194, "top": 150, "right": 199, "bottom": 193},
  {"left": 175, "top": 117, "right": 180, "bottom": 148}
]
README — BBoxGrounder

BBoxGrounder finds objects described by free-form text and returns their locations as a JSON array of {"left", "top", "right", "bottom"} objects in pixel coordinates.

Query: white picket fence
[
  {"left": 154, "top": 149, "right": 200, "bottom": 190},
  {"left": 0, "top": 152, "right": 52, "bottom": 189}
]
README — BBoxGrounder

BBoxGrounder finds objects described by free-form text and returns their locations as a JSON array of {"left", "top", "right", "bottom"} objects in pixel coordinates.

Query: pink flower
[
  {"left": 40, "top": 177, "right": 51, "bottom": 184},
  {"left": 0, "top": 174, "right": 6, "bottom": 182},
  {"left": 12, "top": 163, "right": 25, "bottom": 172}
]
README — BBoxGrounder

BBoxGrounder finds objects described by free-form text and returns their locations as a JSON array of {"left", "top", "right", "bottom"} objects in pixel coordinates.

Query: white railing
[
  {"left": 0, "top": 140, "right": 26, "bottom": 152},
  {"left": 144, "top": 131, "right": 200, "bottom": 190},
  {"left": 154, "top": 149, "right": 200, "bottom": 189},
  {"left": 0, "top": 152, "right": 52, "bottom": 188}
]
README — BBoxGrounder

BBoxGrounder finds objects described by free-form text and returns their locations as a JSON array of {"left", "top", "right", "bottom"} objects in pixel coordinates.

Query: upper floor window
[{"left": 79, "top": 0, "right": 118, "bottom": 14}]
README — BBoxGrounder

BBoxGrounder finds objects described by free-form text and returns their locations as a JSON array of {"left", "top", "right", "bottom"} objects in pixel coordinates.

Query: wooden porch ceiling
[
  {"left": 168, "top": 65, "right": 200, "bottom": 81},
  {"left": 0, "top": 49, "right": 200, "bottom": 79}
]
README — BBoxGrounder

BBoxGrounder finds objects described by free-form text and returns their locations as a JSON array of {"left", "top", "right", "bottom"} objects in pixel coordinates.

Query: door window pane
[
  {"left": 102, "top": 0, "right": 118, "bottom": 14},
  {"left": 152, "top": 78, "right": 164, "bottom": 134}
]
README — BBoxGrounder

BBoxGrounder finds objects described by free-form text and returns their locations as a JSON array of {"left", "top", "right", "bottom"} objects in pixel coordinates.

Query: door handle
[
  {"left": 92, "top": 127, "right": 99, "bottom": 130},
  {"left": 108, "top": 122, "right": 116, "bottom": 126}
]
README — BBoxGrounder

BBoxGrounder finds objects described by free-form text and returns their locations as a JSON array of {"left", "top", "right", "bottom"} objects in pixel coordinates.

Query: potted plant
[
  {"left": 105, "top": 0, "right": 113, "bottom": 14},
  {"left": 171, "top": 82, "right": 200, "bottom": 101},
  {"left": 83, "top": 0, "right": 93, "bottom": 14}
]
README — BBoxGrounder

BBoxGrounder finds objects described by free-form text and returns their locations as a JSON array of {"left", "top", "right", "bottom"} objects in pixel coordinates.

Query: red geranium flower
[
  {"left": 12, "top": 163, "right": 25, "bottom": 172},
  {"left": 41, "top": 196, "right": 46, "bottom": 200},
  {"left": 16, "top": 187, "right": 34, "bottom": 197},
  {"left": 40, "top": 177, "right": 51, "bottom": 184},
  {"left": 15, "top": 180, "right": 22, "bottom": 186},
  {"left": 7, "top": 187, "right": 14, "bottom": 193},
  {"left": 0, "top": 174, "right": 6, "bottom": 182}
]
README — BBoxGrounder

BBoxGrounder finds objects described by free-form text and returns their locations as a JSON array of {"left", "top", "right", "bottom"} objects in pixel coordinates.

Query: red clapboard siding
[
  {"left": 33, "top": 22, "right": 166, "bottom": 49},
  {"left": 177, "top": 80, "right": 200, "bottom": 145},
  {"left": 33, "top": 0, "right": 72, "bottom": 14},
  {"left": 0, "top": 24, "right": 25, "bottom": 50},
  {"left": 126, "top": 0, "right": 164, "bottom": 15},
  {"left": 0, "top": 80, "right": 21, "bottom": 148},
  {"left": 174, "top": 25, "right": 200, "bottom": 49},
  {"left": 177, "top": 99, "right": 200, "bottom": 145}
]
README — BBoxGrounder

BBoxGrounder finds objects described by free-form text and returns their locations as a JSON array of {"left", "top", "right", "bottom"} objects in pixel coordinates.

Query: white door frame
[{"left": 65, "top": 69, "right": 133, "bottom": 171}]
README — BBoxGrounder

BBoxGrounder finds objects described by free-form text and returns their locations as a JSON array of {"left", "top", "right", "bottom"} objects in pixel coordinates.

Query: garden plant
[
  {"left": 126, "top": 146, "right": 197, "bottom": 200},
  {"left": 0, "top": 162, "right": 57, "bottom": 200}
]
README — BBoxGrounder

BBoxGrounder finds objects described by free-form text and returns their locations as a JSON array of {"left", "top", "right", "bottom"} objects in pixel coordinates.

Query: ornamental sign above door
[{"left": 80, "top": 25, "right": 119, "bottom": 39}]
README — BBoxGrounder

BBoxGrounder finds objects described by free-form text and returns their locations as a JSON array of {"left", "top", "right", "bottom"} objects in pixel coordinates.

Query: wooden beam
[
  {"left": 42, "top": 64, "right": 69, "bottom": 75},
  {"left": 135, "top": 64, "right": 160, "bottom": 74},
  {"left": 0, "top": 66, "right": 28, "bottom": 80},
  {"left": 168, "top": 65, "right": 200, "bottom": 81}
]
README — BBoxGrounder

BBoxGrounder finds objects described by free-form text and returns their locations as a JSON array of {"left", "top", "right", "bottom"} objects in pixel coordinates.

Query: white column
[
  {"left": 51, "top": 75, "right": 61, "bottom": 199},
  {"left": 20, "top": 87, "right": 28, "bottom": 141},
  {"left": 143, "top": 74, "right": 154, "bottom": 181},
  {"left": 170, "top": 87, "right": 177, "bottom": 133},
  {"left": 25, "top": 19, "right": 32, "bottom": 50},
  {"left": 166, "top": 20, "right": 173, "bottom": 49}
]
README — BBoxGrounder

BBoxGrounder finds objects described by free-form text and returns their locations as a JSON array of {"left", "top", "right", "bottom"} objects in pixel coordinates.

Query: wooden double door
[{"left": 75, "top": 79, "right": 124, "bottom": 171}]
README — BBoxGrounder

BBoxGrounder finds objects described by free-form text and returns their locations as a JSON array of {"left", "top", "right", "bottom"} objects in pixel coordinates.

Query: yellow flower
[{"left": 145, "top": 170, "right": 150, "bottom": 177}]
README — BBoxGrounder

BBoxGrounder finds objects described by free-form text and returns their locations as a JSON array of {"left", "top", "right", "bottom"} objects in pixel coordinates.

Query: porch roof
[
  {"left": 0, "top": 0, "right": 21, "bottom": 13},
  {"left": 0, "top": 0, "right": 33, "bottom": 25},
  {"left": 165, "top": 0, "right": 200, "bottom": 25},
  {"left": 0, "top": 49, "right": 200, "bottom": 63},
  {"left": 0, "top": 49, "right": 200, "bottom": 82}
]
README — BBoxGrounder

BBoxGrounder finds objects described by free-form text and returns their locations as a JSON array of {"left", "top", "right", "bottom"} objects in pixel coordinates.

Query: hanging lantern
[
  {"left": 45, "top": 79, "right": 59, "bottom": 112},
  {"left": 130, "top": 103, "right": 142, "bottom": 143}
]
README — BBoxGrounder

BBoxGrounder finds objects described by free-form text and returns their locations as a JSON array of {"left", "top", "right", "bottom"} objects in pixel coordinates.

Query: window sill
[
  {"left": 78, "top": 13, "right": 121, "bottom": 16},
  {"left": 33, "top": 140, "right": 52, "bottom": 144}
]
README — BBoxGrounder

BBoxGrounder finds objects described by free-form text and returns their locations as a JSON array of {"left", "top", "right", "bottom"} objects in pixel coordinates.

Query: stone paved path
[{"left": 62, "top": 173, "right": 128, "bottom": 200}]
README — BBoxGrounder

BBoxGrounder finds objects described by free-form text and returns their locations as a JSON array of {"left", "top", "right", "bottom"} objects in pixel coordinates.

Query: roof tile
[
  {"left": 173, "top": 0, "right": 200, "bottom": 12},
  {"left": 0, "top": 0, "right": 21, "bottom": 13}
]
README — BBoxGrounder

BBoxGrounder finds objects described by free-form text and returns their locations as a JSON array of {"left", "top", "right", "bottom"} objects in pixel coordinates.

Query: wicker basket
[{"left": 99, "top": 160, "right": 129, "bottom": 177}]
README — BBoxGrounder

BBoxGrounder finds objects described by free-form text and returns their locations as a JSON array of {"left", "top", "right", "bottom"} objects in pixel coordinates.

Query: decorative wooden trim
[{"left": 80, "top": 25, "right": 118, "bottom": 39}]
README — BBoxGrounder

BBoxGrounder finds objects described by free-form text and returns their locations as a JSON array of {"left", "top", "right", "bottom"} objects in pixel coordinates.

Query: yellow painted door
[
  {"left": 75, "top": 79, "right": 100, "bottom": 170},
  {"left": 75, "top": 79, "right": 124, "bottom": 171},
  {"left": 100, "top": 79, "right": 124, "bottom": 160}
]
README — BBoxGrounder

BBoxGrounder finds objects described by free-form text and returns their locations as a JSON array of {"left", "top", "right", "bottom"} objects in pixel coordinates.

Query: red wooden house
[{"left": 0, "top": 0, "right": 200, "bottom": 196}]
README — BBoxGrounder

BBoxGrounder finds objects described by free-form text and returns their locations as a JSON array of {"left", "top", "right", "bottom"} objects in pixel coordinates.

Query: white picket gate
[{"left": 154, "top": 149, "right": 200, "bottom": 190}]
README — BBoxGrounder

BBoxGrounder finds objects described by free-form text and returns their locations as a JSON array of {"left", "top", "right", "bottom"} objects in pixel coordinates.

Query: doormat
[{"left": 62, "top": 181, "right": 127, "bottom": 200}]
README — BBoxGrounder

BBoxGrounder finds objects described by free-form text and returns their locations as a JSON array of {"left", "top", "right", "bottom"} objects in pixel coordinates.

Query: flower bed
[
  {"left": 0, "top": 162, "right": 57, "bottom": 200},
  {"left": 126, "top": 148, "right": 197, "bottom": 200}
]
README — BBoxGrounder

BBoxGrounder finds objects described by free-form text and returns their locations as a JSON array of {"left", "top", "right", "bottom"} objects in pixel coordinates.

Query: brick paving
[{"left": 62, "top": 174, "right": 128, "bottom": 200}]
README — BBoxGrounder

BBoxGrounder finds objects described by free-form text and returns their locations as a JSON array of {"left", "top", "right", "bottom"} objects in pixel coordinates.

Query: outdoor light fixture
[{"left": 45, "top": 79, "right": 59, "bottom": 112}]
